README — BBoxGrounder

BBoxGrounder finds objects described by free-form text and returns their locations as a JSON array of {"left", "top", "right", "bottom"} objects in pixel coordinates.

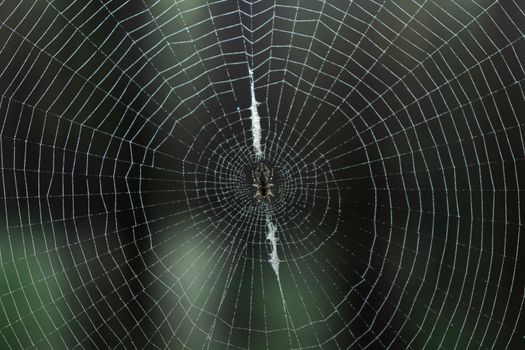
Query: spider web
[{"left": 0, "top": 0, "right": 524, "bottom": 349}]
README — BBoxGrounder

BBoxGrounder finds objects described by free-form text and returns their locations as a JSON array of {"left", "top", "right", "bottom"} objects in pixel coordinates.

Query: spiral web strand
[{"left": 0, "top": 0, "right": 524, "bottom": 349}]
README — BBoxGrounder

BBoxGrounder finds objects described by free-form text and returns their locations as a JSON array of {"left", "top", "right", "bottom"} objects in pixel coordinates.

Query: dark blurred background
[{"left": 0, "top": 0, "right": 524, "bottom": 349}]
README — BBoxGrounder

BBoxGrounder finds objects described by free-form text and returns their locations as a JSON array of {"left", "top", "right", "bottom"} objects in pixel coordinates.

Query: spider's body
[{"left": 252, "top": 162, "right": 274, "bottom": 202}]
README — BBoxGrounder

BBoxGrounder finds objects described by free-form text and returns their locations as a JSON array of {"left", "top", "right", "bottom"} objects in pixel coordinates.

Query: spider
[{"left": 252, "top": 162, "right": 274, "bottom": 203}]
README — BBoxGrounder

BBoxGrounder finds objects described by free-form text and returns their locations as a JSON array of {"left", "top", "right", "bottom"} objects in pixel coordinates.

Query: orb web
[{"left": 0, "top": 0, "right": 524, "bottom": 349}]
